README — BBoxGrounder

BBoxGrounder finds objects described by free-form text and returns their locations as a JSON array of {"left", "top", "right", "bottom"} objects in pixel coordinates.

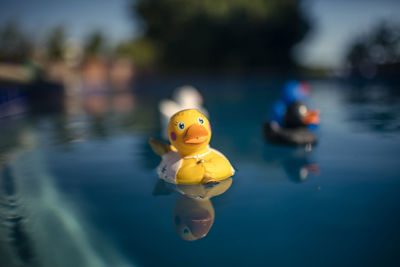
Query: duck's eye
[
  {"left": 299, "top": 105, "right": 307, "bottom": 116},
  {"left": 198, "top": 117, "right": 204, "bottom": 124},
  {"left": 178, "top": 122, "right": 185, "bottom": 130}
]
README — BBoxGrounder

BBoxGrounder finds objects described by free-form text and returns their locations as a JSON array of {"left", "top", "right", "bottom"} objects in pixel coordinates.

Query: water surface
[{"left": 1, "top": 77, "right": 400, "bottom": 266}]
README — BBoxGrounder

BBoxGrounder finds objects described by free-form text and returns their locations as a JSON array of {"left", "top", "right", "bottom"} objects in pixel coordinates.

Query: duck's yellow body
[{"left": 151, "top": 109, "right": 234, "bottom": 184}]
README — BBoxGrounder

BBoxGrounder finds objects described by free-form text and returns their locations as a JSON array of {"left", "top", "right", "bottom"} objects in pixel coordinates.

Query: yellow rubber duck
[{"left": 149, "top": 109, "right": 234, "bottom": 184}]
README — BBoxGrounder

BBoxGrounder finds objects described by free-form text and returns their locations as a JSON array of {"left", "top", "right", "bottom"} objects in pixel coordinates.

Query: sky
[
  {"left": 295, "top": 0, "right": 400, "bottom": 68},
  {"left": 0, "top": 0, "right": 400, "bottom": 68},
  {"left": 0, "top": 0, "right": 135, "bottom": 44}
]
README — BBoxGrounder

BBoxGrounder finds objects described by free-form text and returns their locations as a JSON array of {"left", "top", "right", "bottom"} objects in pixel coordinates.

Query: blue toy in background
[
  {"left": 264, "top": 80, "right": 320, "bottom": 146},
  {"left": 269, "top": 80, "right": 316, "bottom": 129}
]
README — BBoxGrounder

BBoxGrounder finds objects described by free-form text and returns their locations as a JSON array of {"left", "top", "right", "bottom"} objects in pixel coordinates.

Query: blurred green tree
[
  {"left": 130, "top": 0, "right": 310, "bottom": 70},
  {"left": 116, "top": 38, "right": 158, "bottom": 70},
  {"left": 346, "top": 21, "right": 400, "bottom": 78},
  {"left": 84, "top": 31, "right": 108, "bottom": 58},
  {"left": 46, "top": 26, "right": 67, "bottom": 61},
  {"left": 0, "top": 22, "right": 32, "bottom": 63}
]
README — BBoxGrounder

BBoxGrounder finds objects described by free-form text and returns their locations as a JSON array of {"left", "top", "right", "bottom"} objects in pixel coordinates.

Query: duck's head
[
  {"left": 170, "top": 179, "right": 231, "bottom": 241},
  {"left": 284, "top": 101, "right": 320, "bottom": 128},
  {"left": 173, "top": 197, "right": 215, "bottom": 241},
  {"left": 168, "top": 109, "right": 211, "bottom": 156},
  {"left": 282, "top": 80, "right": 310, "bottom": 105}
]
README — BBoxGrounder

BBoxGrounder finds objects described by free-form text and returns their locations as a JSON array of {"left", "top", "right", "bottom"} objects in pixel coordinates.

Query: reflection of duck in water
[
  {"left": 149, "top": 109, "right": 234, "bottom": 184},
  {"left": 264, "top": 81, "right": 320, "bottom": 146},
  {"left": 282, "top": 155, "right": 320, "bottom": 182},
  {"left": 263, "top": 145, "right": 320, "bottom": 183},
  {"left": 159, "top": 86, "right": 208, "bottom": 140},
  {"left": 153, "top": 178, "right": 232, "bottom": 241}
]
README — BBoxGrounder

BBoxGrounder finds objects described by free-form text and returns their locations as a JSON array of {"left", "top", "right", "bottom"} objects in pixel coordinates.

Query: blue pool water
[{"left": 1, "top": 77, "right": 400, "bottom": 266}]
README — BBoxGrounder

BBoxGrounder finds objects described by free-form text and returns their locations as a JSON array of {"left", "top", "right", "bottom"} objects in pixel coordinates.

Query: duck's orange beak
[
  {"left": 302, "top": 109, "right": 320, "bottom": 125},
  {"left": 184, "top": 124, "right": 209, "bottom": 144}
]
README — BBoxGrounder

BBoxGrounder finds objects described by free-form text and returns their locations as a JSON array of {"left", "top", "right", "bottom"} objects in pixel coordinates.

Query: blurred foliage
[
  {"left": 0, "top": 22, "right": 32, "bottom": 63},
  {"left": 116, "top": 38, "right": 158, "bottom": 69},
  {"left": 346, "top": 21, "right": 400, "bottom": 78},
  {"left": 46, "top": 26, "right": 67, "bottom": 61},
  {"left": 84, "top": 31, "right": 107, "bottom": 58},
  {"left": 131, "top": 0, "right": 310, "bottom": 70}
]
